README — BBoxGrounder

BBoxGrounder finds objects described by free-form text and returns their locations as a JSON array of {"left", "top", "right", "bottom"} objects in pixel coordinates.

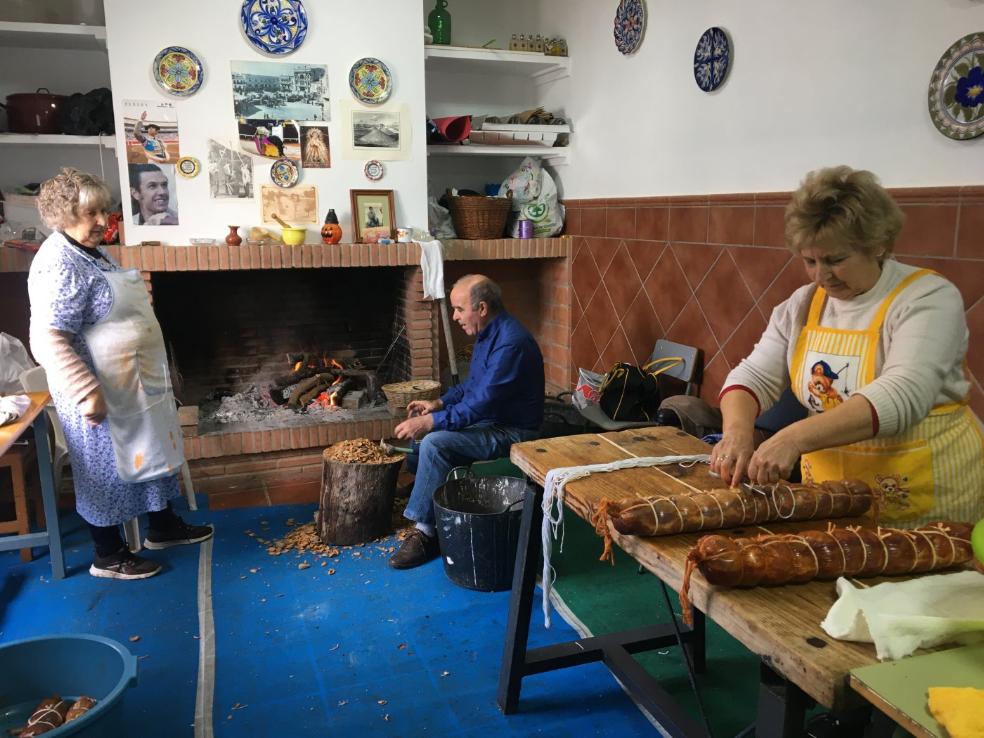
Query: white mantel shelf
[
  {"left": 0, "top": 133, "right": 116, "bottom": 150},
  {"left": 0, "top": 21, "right": 107, "bottom": 50},
  {"left": 428, "top": 145, "right": 570, "bottom": 165},
  {"left": 424, "top": 44, "right": 570, "bottom": 82}
]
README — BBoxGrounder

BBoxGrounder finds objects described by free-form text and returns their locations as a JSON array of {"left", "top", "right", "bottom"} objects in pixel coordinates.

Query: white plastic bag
[
  {"left": 0, "top": 332, "right": 36, "bottom": 394},
  {"left": 572, "top": 367, "right": 604, "bottom": 411},
  {"left": 499, "top": 157, "right": 565, "bottom": 237},
  {"left": 427, "top": 196, "right": 456, "bottom": 239}
]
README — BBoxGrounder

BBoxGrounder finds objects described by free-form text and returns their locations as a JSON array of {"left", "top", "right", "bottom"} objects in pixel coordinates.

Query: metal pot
[{"left": 0, "top": 88, "right": 66, "bottom": 134}]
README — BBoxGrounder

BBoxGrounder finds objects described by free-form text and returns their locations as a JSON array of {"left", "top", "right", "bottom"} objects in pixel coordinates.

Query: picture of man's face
[
  {"left": 131, "top": 169, "right": 170, "bottom": 218},
  {"left": 146, "top": 125, "right": 159, "bottom": 139}
]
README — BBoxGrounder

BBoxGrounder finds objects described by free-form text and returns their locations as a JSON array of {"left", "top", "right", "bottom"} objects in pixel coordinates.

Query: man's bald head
[{"left": 449, "top": 274, "right": 504, "bottom": 336}]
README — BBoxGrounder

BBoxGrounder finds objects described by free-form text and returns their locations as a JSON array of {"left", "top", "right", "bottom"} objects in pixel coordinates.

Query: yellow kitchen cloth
[
  {"left": 820, "top": 570, "right": 984, "bottom": 660},
  {"left": 927, "top": 686, "right": 984, "bottom": 738}
]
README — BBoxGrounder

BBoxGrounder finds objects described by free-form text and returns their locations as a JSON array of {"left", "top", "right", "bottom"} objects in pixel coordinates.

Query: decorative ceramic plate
[
  {"left": 349, "top": 57, "right": 392, "bottom": 105},
  {"left": 240, "top": 0, "right": 308, "bottom": 56},
  {"left": 364, "top": 160, "right": 385, "bottom": 182},
  {"left": 152, "top": 46, "right": 204, "bottom": 97},
  {"left": 176, "top": 156, "right": 201, "bottom": 178},
  {"left": 613, "top": 0, "right": 646, "bottom": 56},
  {"left": 694, "top": 27, "right": 730, "bottom": 92},
  {"left": 270, "top": 157, "right": 299, "bottom": 187},
  {"left": 928, "top": 32, "right": 984, "bottom": 140}
]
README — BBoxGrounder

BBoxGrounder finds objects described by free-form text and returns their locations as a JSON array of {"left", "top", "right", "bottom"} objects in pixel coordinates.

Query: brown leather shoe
[{"left": 389, "top": 528, "right": 440, "bottom": 569}]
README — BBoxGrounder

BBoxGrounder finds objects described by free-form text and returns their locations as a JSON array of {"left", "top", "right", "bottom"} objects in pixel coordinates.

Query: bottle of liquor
[{"left": 534, "top": 34, "right": 544, "bottom": 52}]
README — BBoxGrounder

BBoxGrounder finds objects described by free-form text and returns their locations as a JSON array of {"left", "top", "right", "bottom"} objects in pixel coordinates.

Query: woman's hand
[
  {"left": 746, "top": 431, "right": 802, "bottom": 485},
  {"left": 405, "top": 399, "right": 442, "bottom": 417},
  {"left": 710, "top": 430, "right": 755, "bottom": 487},
  {"left": 79, "top": 388, "right": 107, "bottom": 426}
]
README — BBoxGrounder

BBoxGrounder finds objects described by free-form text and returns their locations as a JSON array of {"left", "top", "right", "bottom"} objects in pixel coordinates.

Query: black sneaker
[
  {"left": 388, "top": 528, "right": 440, "bottom": 570},
  {"left": 143, "top": 519, "right": 214, "bottom": 550},
  {"left": 89, "top": 549, "right": 162, "bottom": 580}
]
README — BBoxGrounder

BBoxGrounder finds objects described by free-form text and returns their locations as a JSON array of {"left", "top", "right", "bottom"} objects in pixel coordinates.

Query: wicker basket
[
  {"left": 446, "top": 190, "right": 512, "bottom": 240},
  {"left": 381, "top": 379, "right": 441, "bottom": 417}
]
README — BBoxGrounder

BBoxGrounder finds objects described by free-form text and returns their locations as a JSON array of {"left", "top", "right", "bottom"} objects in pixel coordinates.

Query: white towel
[
  {"left": 820, "top": 570, "right": 984, "bottom": 660},
  {"left": 416, "top": 239, "right": 446, "bottom": 300},
  {"left": 0, "top": 394, "right": 31, "bottom": 426}
]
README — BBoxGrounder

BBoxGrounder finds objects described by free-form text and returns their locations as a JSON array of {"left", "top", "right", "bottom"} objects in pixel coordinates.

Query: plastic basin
[{"left": 0, "top": 634, "right": 138, "bottom": 737}]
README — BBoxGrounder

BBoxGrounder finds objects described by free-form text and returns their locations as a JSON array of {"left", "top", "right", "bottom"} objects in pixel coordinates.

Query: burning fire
[{"left": 292, "top": 355, "right": 344, "bottom": 373}]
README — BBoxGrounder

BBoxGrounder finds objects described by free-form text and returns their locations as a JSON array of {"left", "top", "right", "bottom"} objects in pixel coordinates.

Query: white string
[{"left": 539, "top": 453, "right": 711, "bottom": 628}]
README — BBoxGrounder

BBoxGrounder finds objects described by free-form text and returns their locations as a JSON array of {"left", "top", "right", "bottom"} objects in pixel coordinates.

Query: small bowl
[{"left": 281, "top": 227, "right": 306, "bottom": 246}]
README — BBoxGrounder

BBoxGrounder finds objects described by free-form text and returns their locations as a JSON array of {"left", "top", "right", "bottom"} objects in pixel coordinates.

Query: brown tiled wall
[{"left": 564, "top": 186, "right": 984, "bottom": 417}]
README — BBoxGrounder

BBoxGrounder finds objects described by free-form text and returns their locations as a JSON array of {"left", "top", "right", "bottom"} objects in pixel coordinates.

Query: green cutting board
[{"left": 850, "top": 643, "right": 984, "bottom": 738}]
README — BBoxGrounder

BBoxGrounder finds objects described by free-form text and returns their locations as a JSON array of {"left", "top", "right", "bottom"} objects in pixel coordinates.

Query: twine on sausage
[{"left": 540, "top": 452, "right": 711, "bottom": 628}]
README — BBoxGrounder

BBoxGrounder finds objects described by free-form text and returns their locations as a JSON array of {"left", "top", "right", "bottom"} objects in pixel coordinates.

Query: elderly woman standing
[
  {"left": 28, "top": 168, "right": 211, "bottom": 579},
  {"left": 712, "top": 166, "right": 983, "bottom": 527}
]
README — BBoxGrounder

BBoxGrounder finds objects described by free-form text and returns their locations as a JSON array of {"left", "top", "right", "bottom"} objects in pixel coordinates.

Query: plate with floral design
[
  {"left": 153, "top": 46, "right": 204, "bottom": 97},
  {"left": 928, "top": 32, "right": 984, "bottom": 140},
  {"left": 614, "top": 0, "right": 646, "bottom": 56},
  {"left": 349, "top": 57, "right": 392, "bottom": 105},
  {"left": 694, "top": 27, "right": 730, "bottom": 92},
  {"left": 270, "top": 157, "right": 299, "bottom": 188},
  {"left": 240, "top": 0, "right": 308, "bottom": 56}
]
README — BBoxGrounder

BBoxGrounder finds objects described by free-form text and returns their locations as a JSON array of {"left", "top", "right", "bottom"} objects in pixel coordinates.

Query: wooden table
[
  {"left": 850, "top": 643, "right": 984, "bottom": 738},
  {"left": 0, "top": 391, "right": 65, "bottom": 578},
  {"left": 498, "top": 426, "right": 890, "bottom": 737}
]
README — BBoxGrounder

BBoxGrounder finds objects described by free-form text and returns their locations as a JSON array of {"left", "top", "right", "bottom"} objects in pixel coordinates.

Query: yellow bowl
[{"left": 281, "top": 227, "right": 306, "bottom": 246}]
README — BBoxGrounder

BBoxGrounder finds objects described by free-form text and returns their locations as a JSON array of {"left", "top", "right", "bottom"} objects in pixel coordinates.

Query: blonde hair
[
  {"left": 37, "top": 168, "right": 113, "bottom": 230},
  {"left": 784, "top": 166, "right": 904, "bottom": 260}
]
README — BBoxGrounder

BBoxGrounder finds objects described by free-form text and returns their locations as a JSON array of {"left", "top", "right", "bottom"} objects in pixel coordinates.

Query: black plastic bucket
[{"left": 432, "top": 476, "right": 531, "bottom": 592}]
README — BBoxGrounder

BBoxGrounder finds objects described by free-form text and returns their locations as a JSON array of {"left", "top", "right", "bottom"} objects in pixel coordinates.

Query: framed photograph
[{"left": 349, "top": 189, "right": 395, "bottom": 243}]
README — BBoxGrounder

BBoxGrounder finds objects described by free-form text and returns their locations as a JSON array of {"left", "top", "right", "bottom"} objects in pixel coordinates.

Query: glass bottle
[
  {"left": 518, "top": 34, "right": 527, "bottom": 51},
  {"left": 509, "top": 33, "right": 517, "bottom": 51},
  {"left": 428, "top": 0, "right": 451, "bottom": 45},
  {"left": 534, "top": 34, "right": 544, "bottom": 52}
]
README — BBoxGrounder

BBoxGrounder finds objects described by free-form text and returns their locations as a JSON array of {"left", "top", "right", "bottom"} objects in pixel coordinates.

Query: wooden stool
[{"left": 0, "top": 441, "right": 38, "bottom": 562}]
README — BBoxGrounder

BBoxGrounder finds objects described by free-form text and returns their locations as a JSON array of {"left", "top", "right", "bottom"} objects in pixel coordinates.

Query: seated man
[{"left": 390, "top": 274, "right": 544, "bottom": 569}]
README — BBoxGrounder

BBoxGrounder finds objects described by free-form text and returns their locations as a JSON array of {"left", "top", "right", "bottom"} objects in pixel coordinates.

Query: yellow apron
[{"left": 790, "top": 269, "right": 984, "bottom": 527}]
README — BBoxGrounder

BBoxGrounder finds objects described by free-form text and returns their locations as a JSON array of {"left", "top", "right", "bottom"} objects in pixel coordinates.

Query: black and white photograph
[
  {"left": 300, "top": 125, "right": 331, "bottom": 168},
  {"left": 351, "top": 110, "right": 400, "bottom": 149},
  {"left": 238, "top": 119, "right": 301, "bottom": 160},
  {"left": 207, "top": 139, "right": 254, "bottom": 200},
  {"left": 128, "top": 163, "right": 179, "bottom": 225},
  {"left": 231, "top": 60, "right": 330, "bottom": 121}
]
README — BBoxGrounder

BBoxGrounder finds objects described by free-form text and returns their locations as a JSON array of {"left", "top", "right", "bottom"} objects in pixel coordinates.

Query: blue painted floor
[{"left": 0, "top": 499, "right": 654, "bottom": 736}]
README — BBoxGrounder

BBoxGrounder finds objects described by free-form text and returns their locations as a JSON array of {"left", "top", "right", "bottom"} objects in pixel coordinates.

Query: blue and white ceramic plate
[
  {"left": 153, "top": 46, "right": 204, "bottom": 97},
  {"left": 240, "top": 0, "right": 308, "bottom": 56},
  {"left": 614, "top": 0, "right": 646, "bottom": 56},
  {"left": 694, "top": 27, "right": 730, "bottom": 92},
  {"left": 927, "top": 32, "right": 984, "bottom": 140},
  {"left": 270, "top": 157, "right": 299, "bottom": 187}
]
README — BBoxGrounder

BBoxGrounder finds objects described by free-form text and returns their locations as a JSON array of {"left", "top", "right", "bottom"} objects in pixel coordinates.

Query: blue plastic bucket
[{"left": 0, "top": 634, "right": 138, "bottom": 737}]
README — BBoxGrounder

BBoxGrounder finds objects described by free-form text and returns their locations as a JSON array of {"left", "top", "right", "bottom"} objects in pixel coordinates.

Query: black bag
[
  {"left": 598, "top": 357, "right": 683, "bottom": 422},
  {"left": 59, "top": 87, "right": 114, "bottom": 136}
]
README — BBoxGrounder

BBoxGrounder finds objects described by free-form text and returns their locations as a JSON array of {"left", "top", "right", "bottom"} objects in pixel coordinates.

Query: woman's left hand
[{"left": 745, "top": 432, "right": 802, "bottom": 485}]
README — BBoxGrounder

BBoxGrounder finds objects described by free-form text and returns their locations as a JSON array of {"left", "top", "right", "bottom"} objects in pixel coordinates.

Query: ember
[{"left": 268, "top": 354, "right": 380, "bottom": 412}]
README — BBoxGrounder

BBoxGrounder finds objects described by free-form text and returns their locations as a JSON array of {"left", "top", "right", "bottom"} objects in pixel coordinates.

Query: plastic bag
[
  {"left": 428, "top": 196, "right": 456, "bottom": 239},
  {"left": 0, "top": 332, "right": 37, "bottom": 394},
  {"left": 572, "top": 367, "right": 604, "bottom": 411},
  {"left": 498, "top": 157, "right": 564, "bottom": 237}
]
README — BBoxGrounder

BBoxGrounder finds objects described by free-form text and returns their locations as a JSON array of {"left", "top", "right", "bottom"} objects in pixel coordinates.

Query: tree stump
[{"left": 317, "top": 451, "right": 404, "bottom": 545}]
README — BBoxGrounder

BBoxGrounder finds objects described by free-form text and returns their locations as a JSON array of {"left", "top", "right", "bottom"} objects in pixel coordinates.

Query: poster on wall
[
  {"left": 339, "top": 102, "right": 411, "bottom": 161},
  {"left": 128, "top": 163, "right": 179, "bottom": 225},
  {"left": 122, "top": 99, "right": 180, "bottom": 164},
  {"left": 299, "top": 125, "right": 331, "bottom": 168},
  {"left": 237, "top": 119, "right": 301, "bottom": 160},
  {"left": 260, "top": 185, "right": 318, "bottom": 225},
  {"left": 207, "top": 139, "right": 255, "bottom": 200},
  {"left": 231, "top": 60, "right": 330, "bottom": 121}
]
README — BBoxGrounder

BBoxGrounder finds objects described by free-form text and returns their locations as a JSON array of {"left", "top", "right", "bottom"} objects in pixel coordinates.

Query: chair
[
  {"left": 575, "top": 339, "right": 702, "bottom": 432},
  {"left": 19, "top": 367, "right": 197, "bottom": 553},
  {"left": 0, "top": 441, "right": 38, "bottom": 562}
]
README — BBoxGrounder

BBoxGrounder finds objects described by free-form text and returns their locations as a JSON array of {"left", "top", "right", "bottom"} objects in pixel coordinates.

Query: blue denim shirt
[{"left": 430, "top": 311, "right": 544, "bottom": 432}]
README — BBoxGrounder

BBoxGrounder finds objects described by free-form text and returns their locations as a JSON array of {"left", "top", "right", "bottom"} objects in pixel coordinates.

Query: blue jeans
[{"left": 403, "top": 423, "right": 539, "bottom": 526}]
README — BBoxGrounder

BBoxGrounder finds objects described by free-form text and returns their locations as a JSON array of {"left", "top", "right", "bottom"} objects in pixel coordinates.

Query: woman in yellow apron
[{"left": 711, "top": 166, "right": 983, "bottom": 527}]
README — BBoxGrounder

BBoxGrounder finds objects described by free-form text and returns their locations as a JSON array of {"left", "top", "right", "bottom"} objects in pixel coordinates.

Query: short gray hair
[
  {"left": 456, "top": 274, "right": 504, "bottom": 313},
  {"left": 37, "top": 168, "right": 113, "bottom": 230}
]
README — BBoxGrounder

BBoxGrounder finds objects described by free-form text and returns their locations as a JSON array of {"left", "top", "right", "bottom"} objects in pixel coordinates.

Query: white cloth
[
  {"left": 724, "top": 259, "right": 970, "bottom": 436},
  {"left": 820, "top": 570, "right": 984, "bottom": 661},
  {"left": 540, "top": 452, "right": 711, "bottom": 627},
  {"left": 416, "top": 239, "right": 446, "bottom": 300},
  {"left": 0, "top": 394, "right": 31, "bottom": 426}
]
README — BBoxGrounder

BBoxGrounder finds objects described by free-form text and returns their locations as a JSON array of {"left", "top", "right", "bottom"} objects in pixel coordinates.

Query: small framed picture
[{"left": 349, "top": 188, "right": 395, "bottom": 243}]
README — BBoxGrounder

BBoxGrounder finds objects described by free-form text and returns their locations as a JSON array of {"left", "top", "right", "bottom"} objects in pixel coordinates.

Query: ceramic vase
[
  {"left": 225, "top": 225, "right": 242, "bottom": 246},
  {"left": 428, "top": 0, "right": 451, "bottom": 45},
  {"left": 320, "top": 209, "right": 343, "bottom": 244}
]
